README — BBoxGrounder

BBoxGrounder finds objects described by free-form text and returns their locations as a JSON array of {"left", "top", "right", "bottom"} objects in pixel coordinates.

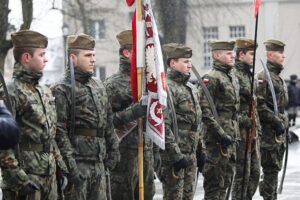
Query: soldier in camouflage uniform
[
  {"left": 231, "top": 38, "right": 261, "bottom": 200},
  {"left": 52, "top": 33, "right": 120, "bottom": 200},
  {"left": 201, "top": 40, "right": 240, "bottom": 200},
  {"left": 0, "top": 30, "right": 68, "bottom": 200},
  {"left": 157, "top": 43, "right": 202, "bottom": 200},
  {"left": 256, "top": 40, "right": 288, "bottom": 200},
  {"left": 104, "top": 30, "right": 156, "bottom": 200}
]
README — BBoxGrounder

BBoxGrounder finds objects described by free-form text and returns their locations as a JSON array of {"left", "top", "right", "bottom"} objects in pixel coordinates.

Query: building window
[
  {"left": 95, "top": 66, "right": 106, "bottom": 81},
  {"left": 88, "top": 20, "right": 105, "bottom": 40},
  {"left": 203, "top": 27, "right": 218, "bottom": 68},
  {"left": 229, "top": 26, "right": 245, "bottom": 38}
]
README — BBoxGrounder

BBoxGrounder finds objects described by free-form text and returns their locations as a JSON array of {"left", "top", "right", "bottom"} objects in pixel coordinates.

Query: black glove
[
  {"left": 221, "top": 135, "right": 234, "bottom": 147},
  {"left": 153, "top": 151, "right": 161, "bottom": 172},
  {"left": 275, "top": 122, "right": 285, "bottom": 136},
  {"left": 0, "top": 101, "right": 20, "bottom": 150},
  {"left": 131, "top": 101, "right": 147, "bottom": 119},
  {"left": 19, "top": 179, "right": 42, "bottom": 196},
  {"left": 173, "top": 157, "right": 189, "bottom": 172},
  {"left": 197, "top": 153, "right": 206, "bottom": 173},
  {"left": 68, "top": 167, "right": 85, "bottom": 186}
]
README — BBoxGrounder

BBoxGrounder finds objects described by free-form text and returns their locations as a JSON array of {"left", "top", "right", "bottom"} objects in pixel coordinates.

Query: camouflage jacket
[
  {"left": 104, "top": 58, "right": 153, "bottom": 150},
  {"left": 256, "top": 61, "right": 288, "bottom": 149},
  {"left": 0, "top": 63, "right": 66, "bottom": 190},
  {"left": 235, "top": 61, "right": 261, "bottom": 136},
  {"left": 201, "top": 60, "right": 240, "bottom": 144},
  {"left": 161, "top": 68, "right": 202, "bottom": 164},
  {"left": 52, "top": 66, "right": 119, "bottom": 171}
]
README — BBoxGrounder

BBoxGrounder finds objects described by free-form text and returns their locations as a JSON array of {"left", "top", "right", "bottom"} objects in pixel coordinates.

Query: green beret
[
  {"left": 236, "top": 38, "right": 257, "bottom": 50},
  {"left": 209, "top": 40, "right": 235, "bottom": 51},
  {"left": 264, "top": 39, "right": 285, "bottom": 51},
  {"left": 67, "top": 33, "right": 95, "bottom": 50},
  {"left": 11, "top": 30, "right": 48, "bottom": 48},
  {"left": 163, "top": 43, "right": 192, "bottom": 61},
  {"left": 116, "top": 30, "right": 132, "bottom": 46}
]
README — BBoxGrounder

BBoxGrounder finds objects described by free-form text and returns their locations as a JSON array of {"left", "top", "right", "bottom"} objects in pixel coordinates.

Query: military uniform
[
  {"left": 0, "top": 30, "right": 67, "bottom": 200},
  {"left": 201, "top": 40, "right": 240, "bottom": 200},
  {"left": 104, "top": 30, "right": 155, "bottom": 200},
  {"left": 231, "top": 38, "right": 261, "bottom": 200},
  {"left": 157, "top": 43, "right": 202, "bottom": 200},
  {"left": 52, "top": 34, "right": 120, "bottom": 200},
  {"left": 256, "top": 40, "right": 288, "bottom": 200}
]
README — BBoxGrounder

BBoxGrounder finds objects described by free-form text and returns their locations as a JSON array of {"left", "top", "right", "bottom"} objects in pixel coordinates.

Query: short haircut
[
  {"left": 119, "top": 44, "right": 132, "bottom": 56},
  {"left": 235, "top": 48, "right": 247, "bottom": 61},
  {"left": 167, "top": 58, "right": 178, "bottom": 67},
  {"left": 13, "top": 47, "right": 35, "bottom": 63},
  {"left": 67, "top": 49, "right": 80, "bottom": 57}
]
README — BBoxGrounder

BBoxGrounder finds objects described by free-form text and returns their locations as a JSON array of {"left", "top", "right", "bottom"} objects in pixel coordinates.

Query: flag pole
[{"left": 136, "top": 0, "right": 144, "bottom": 199}]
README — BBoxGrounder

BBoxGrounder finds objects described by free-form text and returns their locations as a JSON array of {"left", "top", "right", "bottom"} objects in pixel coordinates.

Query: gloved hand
[
  {"left": 0, "top": 100, "right": 20, "bottom": 150},
  {"left": 196, "top": 153, "right": 206, "bottom": 173},
  {"left": 68, "top": 167, "right": 85, "bottom": 186},
  {"left": 220, "top": 135, "right": 234, "bottom": 147},
  {"left": 153, "top": 151, "right": 161, "bottom": 172},
  {"left": 131, "top": 101, "right": 147, "bottom": 119},
  {"left": 275, "top": 122, "right": 285, "bottom": 136},
  {"left": 173, "top": 157, "right": 189, "bottom": 172},
  {"left": 19, "top": 178, "right": 43, "bottom": 196}
]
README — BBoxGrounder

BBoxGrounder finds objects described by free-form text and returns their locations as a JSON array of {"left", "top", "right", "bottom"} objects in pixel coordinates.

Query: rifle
[{"left": 240, "top": 4, "right": 260, "bottom": 199}]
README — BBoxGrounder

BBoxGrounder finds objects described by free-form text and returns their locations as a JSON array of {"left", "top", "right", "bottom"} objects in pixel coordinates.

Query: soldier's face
[
  {"left": 170, "top": 58, "right": 192, "bottom": 74},
  {"left": 72, "top": 50, "right": 96, "bottom": 73},
  {"left": 239, "top": 50, "right": 254, "bottom": 65},
  {"left": 215, "top": 50, "right": 235, "bottom": 66},
  {"left": 26, "top": 48, "right": 48, "bottom": 73},
  {"left": 267, "top": 51, "right": 285, "bottom": 66}
]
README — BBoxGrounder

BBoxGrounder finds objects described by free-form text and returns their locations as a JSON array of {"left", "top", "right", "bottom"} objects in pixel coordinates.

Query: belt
[
  {"left": 218, "top": 110, "right": 238, "bottom": 121},
  {"left": 19, "top": 143, "right": 53, "bottom": 153},
  {"left": 177, "top": 123, "right": 199, "bottom": 131},
  {"left": 74, "top": 128, "right": 104, "bottom": 137}
]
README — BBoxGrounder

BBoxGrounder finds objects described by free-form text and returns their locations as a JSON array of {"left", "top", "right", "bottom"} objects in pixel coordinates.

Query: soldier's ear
[
  {"left": 122, "top": 48, "right": 131, "bottom": 58},
  {"left": 21, "top": 52, "right": 31, "bottom": 64}
]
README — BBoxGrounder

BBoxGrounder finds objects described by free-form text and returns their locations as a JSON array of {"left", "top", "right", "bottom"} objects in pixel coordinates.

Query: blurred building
[{"left": 62, "top": 0, "right": 300, "bottom": 80}]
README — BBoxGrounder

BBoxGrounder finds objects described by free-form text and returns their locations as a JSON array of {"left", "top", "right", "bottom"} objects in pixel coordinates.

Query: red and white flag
[{"left": 127, "top": 0, "right": 167, "bottom": 149}]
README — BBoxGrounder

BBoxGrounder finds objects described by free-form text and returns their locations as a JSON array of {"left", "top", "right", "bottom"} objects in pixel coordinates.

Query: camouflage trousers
[
  {"left": 110, "top": 148, "right": 155, "bottom": 200},
  {"left": 157, "top": 153, "right": 197, "bottom": 200},
  {"left": 64, "top": 160, "right": 106, "bottom": 200},
  {"left": 232, "top": 135, "right": 261, "bottom": 200},
  {"left": 259, "top": 145, "right": 285, "bottom": 200},
  {"left": 3, "top": 174, "right": 57, "bottom": 200},
  {"left": 203, "top": 144, "right": 236, "bottom": 200}
]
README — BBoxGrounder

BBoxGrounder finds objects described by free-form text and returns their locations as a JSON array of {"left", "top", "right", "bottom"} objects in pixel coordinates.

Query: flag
[
  {"left": 126, "top": 0, "right": 167, "bottom": 149},
  {"left": 144, "top": 0, "right": 167, "bottom": 149},
  {"left": 253, "top": 0, "right": 261, "bottom": 17}
]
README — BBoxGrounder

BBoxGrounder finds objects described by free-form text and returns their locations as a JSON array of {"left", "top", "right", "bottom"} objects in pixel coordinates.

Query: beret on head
[
  {"left": 67, "top": 33, "right": 95, "bottom": 50},
  {"left": 11, "top": 30, "right": 48, "bottom": 48},
  {"left": 236, "top": 38, "right": 257, "bottom": 50},
  {"left": 208, "top": 40, "right": 235, "bottom": 51},
  {"left": 163, "top": 43, "right": 192, "bottom": 62},
  {"left": 116, "top": 30, "right": 132, "bottom": 46},
  {"left": 264, "top": 39, "right": 285, "bottom": 51}
]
